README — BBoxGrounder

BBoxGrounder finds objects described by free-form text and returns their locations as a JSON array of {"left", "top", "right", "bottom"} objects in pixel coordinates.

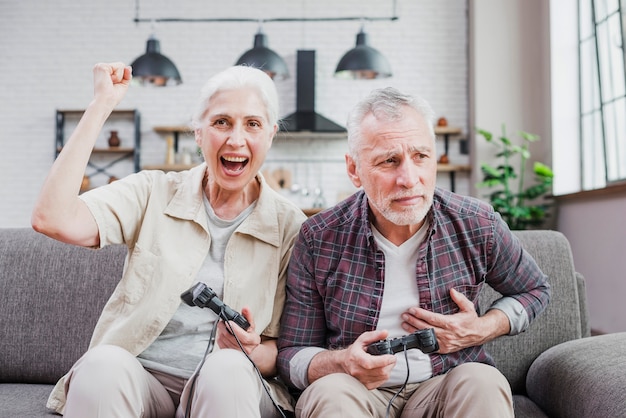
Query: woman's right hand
[
  {"left": 91, "top": 62, "right": 132, "bottom": 110},
  {"left": 31, "top": 61, "right": 131, "bottom": 246}
]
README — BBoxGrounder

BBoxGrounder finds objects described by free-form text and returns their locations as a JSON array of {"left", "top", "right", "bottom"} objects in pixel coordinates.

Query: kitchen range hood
[{"left": 279, "top": 50, "right": 346, "bottom": 133}]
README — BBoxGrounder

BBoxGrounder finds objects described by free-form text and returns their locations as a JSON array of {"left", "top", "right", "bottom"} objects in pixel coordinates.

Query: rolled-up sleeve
[{"left": 486, "top": 218, "right": 551, "bottom": 327}]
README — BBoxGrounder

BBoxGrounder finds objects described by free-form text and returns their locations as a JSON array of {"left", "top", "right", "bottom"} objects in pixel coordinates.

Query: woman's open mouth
[{"left": 221, "top": 156, "right": 249, "bottom": 173}]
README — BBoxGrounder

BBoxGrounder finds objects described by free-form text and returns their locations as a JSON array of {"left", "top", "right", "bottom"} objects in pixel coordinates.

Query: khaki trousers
[
  {"left": 62, "top": 344, "right": 284, "bottom": 418},
  {"left": 295, "top": 362, "right": 513, "bottom": 418}
]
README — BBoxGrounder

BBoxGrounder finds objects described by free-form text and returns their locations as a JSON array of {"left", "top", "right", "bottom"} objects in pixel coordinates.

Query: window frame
[{"left": 578, "top": 0, "right": 626, "bottom": 190}]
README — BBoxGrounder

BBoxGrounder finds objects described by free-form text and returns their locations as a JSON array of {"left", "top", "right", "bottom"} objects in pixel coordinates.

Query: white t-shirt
[
  {"left": 371, "top": 221, "right": 433, "bottom": 386},
  {"left": 137, "top": 197, "right": 255, "bottom": 378}
]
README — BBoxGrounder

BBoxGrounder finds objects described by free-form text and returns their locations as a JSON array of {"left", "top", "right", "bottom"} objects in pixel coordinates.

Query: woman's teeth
[{"left": 221, "top": 156, "right": 248, "bottom": 171}]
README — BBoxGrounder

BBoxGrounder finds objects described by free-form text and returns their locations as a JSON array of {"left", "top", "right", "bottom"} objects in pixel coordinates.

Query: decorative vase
[{"left": 108, "top": 130, "right": 121, "bottom": 147}]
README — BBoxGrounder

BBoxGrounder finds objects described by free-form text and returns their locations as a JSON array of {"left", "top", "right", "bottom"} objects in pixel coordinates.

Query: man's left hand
[{"left": 401, "top": 288, "right": 510, "bottom": 354}]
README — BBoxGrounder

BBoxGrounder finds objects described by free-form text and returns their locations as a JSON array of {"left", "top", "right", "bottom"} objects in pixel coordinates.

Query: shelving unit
[
  {"left": 146, "top": 125, "right": 472, "bottom": 194},
  {"left": 55, "top": 109, "right": 141, "bottom": 184},
  {"left": 153, "top": 125, "right": 192, "bottom": 153},
  {"left": 434, "top": 126, "right": 470, "bottom": 192},
  {"left": 145, "top": 125, "right": 196, "bottom": 171}
]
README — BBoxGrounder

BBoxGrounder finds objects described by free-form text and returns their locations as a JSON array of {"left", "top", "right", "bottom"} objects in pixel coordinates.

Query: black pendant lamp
[
  {"left": 335, "top": 29, "right": 392, "bottom": 80},
  {"left": 130, "top": 35, "right": 182, "bottom": 87},
  {"left": 235, "top": 29, "right": 288, "bottom": 80}
]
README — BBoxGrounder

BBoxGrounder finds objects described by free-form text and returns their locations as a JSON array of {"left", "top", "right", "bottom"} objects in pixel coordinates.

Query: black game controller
[
  {"left": 181, "top": 282, "right": 251, "bottom": 330},
  {"left": 367, "top": 328, "right": 439, "bottom": 355}
]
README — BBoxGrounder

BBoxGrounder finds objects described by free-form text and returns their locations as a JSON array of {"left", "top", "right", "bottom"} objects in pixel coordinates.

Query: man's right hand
[{"left": 308, "top": 330, "right": 397, "bottom": 390}]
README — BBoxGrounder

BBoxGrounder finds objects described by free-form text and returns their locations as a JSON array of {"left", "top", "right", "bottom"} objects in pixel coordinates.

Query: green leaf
[
  {"left": 510, "top": 145, "right": 524, "bottom": 154},
  {"left": 476, "top": 128, "right": 493, "bottom": 142},
  {"left": 497, "top": 165, "right": 517, "bottom": 177},
  {"left": 477, "top": 124, "right": 552, "bottom": 230},
  {"left": 477, "top": 179, "right": 504, "bottom": 188},
  {"left": 534, "top": 162, "right": 554, "bottom": 177},
  {"left": 481, "top": 164, "right": 501, "bottom": 177},
  {"left": 519, "top": 131, "right": 540, "bottom": 142},
  {"left": 523, "top": 184, "right": 550, "bottom": 199}
]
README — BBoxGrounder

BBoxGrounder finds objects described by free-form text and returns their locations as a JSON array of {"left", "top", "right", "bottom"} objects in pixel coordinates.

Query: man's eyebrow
[{"left": 409, "top": 145, "right": 434, "bottom": 153}]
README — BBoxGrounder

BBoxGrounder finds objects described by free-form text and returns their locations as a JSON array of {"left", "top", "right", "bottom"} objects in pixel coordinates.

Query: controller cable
[
  {"left": 184, "top": 324, "right": 216, "bottom": 418},
  {"left": 184, "top": 307, "right": 287, "bottom": 418},
  {"left": 385, "top": 342, "right": 411, "bottom": 418}
]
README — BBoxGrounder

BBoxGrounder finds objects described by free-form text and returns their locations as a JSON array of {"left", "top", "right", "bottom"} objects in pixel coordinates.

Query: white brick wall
[{"left": 0, "top": 0, "right": 469, "bottom": 227}]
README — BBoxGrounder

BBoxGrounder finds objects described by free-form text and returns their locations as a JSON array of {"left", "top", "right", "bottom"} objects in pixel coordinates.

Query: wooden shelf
[
  {"left": 153, "top": 125, "right": 194, "bottom": 153},
  {"left": 149, "top": 124, "right": 470, "bottom": 191},
  {"left": 56, "top": 109, "right": 141, "bottom": 181},
  {"left": 434, "top": 126, "right": 462, "bottom": 136},
  {"left": 433, "top": 126, "right": 467, "bottom": 192},
  {"left": 437, "top": 163, "right": 471, "bottom": 173},
  {"left": 57, "top": 109, "right": 138, "bottom": 116},
  {"left": 153, "top": 125, "right": 192, "bottom": 134}
]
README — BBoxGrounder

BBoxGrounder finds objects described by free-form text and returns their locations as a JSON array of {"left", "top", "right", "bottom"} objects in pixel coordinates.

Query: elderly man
[{"left": 277, "top": 87, "right": 550, "bottom": 418}]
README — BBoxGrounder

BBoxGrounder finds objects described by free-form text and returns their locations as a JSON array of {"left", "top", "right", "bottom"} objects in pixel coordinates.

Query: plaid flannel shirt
[{"left": 277, "top": 187, "right": 550, "bottom": 388}]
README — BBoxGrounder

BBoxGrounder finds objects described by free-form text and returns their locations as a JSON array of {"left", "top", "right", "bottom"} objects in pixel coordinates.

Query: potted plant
[{"left": 476, "top": 125, "right": 554, "bottom": 230}]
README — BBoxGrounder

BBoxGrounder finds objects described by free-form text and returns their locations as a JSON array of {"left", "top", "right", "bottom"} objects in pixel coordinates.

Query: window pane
[
  {"left": 582, "top": 112, "right": 606, "bottom": 189},
  {"left": 593, "top": 0, "right": 607, "bottom": 21},
  {"left": 596, "top": 14, "right": 625, "bottom": 101},
  {"left": 604, "top": 97, "right": 626, "bottom": 181},
  {"left": 593, "top": 0, "right": 619, "bottom": 21},
  {"left": 580, "top": 38, "right": 601, "bottom": 113},
  {"left": 580, "top": 0, "right": 593, "bottom": 39}
]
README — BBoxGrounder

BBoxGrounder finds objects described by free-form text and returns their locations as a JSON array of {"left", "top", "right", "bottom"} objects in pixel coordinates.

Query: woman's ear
[
  {"left": 269, "top": 124, "right": 278, "bottom": 143},
  {"left": 194, "top": 128, "right": 202, "bottom": 147}
]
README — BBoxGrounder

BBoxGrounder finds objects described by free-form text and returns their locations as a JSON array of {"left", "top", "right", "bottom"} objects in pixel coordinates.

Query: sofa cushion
[
  {"left": 526, "top": 332, "right": 626, "bottom": 418},
  {"left": 479, "top": 230, "right": 583, "bottom": 394},
  {"left": 512, "top": 395, "right": 549, "bottom": 418},
  {"left": 0, "top": 384, "right": 55, "bottom": 417},
  {"left": 0, "top": 228, "right": 126, "bottom": 383}
]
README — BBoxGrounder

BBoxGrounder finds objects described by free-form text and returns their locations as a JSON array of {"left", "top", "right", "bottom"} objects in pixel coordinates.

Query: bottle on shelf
[{"left": 165, "top": 136, "right": 176, "bottom": 165}]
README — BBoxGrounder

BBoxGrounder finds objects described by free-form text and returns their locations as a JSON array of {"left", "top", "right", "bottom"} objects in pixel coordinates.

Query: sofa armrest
[
  {"left": 526, "top": 332, "right": 626, "bottom": 418},
  {"left": 575, "top": 272, "right": 591, "bottom": 338}
]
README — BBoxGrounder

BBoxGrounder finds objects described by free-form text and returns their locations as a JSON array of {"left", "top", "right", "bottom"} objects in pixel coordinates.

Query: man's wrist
[
  {"left": 308, "top": 349, "right": 346, "bottom": 384},
  {"left": 480, "top": 308, "right": 511, "bottom": 341}
]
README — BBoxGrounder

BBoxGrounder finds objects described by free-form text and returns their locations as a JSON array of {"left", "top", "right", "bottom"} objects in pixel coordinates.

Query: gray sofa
[{"left": 1, "top": 228, "right": 625, "bottom": 417}]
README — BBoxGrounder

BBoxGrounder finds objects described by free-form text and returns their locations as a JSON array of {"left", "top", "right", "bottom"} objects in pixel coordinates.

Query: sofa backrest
[
  {"left": 0, "top": 228, "right": 586, "bottom": 394},
  {"left": 480, "top": 230, "right": 587, "bottom": 395},
  {"left": 0, "top": 228, "right": 126, "bottom": 384}
]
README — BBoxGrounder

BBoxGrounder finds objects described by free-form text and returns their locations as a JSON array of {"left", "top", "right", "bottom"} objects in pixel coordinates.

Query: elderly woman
[{"left": 31, "top": 62, "right": 306, "bottom": 418}]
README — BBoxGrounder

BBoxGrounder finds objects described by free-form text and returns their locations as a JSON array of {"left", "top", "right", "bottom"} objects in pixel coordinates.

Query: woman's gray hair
[
  {"left": 191, "top": 65, "right": 279, "bottom": 129},
  {"left": 346, "top": 87, "right": 436, "bottom": 160}
]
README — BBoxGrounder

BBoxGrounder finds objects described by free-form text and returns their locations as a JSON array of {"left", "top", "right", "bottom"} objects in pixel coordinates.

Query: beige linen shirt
[{"left": 47, "top": 163, "right": 306, "bottom": 413}]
